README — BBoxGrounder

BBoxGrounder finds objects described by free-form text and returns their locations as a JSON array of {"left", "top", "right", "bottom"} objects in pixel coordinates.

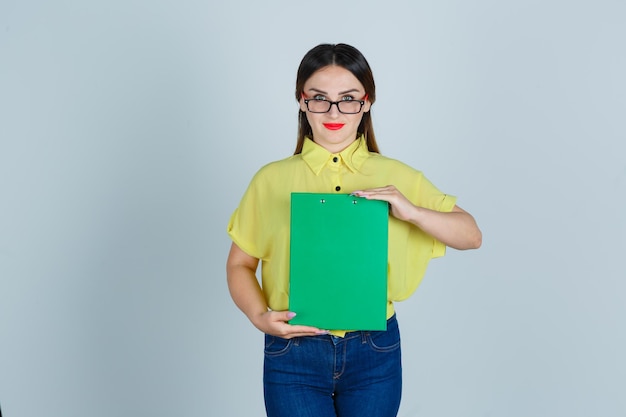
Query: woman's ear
[
  {"left": 362, "top": 94, "right": 372, "bottom": 113},
  {"left": 299, "top": 93, "right": 308, "bottom": 112}
]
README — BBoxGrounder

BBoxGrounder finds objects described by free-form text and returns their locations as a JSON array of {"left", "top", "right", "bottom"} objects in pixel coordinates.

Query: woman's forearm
[
  {"left": 226, "top": 243, "right": 268, "bottom": 325},
  {"left": 352, "top": 186, "right": 482, "bottom": 251},
  {"left": 409, "top": 205, "right": 482, "bottom": 250}
]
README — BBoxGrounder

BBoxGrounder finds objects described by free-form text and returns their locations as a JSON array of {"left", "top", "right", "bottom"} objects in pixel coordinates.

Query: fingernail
[
  {"left": 287, "top": 312, "right": 296, "bottom": 319},
  {"left": 317, "top": 330, "right": 329, "bottom": 335}
]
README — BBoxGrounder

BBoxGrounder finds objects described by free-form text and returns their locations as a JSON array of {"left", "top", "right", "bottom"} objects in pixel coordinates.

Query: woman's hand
[
  {"left": 351, "top": 185, "right": 416, "bottom": 222},
  {"left": 251, "top": 310, "right": 329, "bottom": 339},
  {"left": 351, "top": 186, "right": 482, "bottom": 250}
]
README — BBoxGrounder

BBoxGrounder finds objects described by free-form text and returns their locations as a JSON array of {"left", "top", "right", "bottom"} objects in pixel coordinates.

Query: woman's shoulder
[
  {"left": 250, "top": 154, "right": 303, "bottom": 181},
  {"left": 367, "top": 152, "right": 424, "bottom": 176}
]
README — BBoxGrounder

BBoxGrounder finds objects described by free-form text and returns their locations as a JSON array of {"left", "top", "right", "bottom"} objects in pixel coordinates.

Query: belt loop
[{"left": 361, "top": 331, "right": 367, "bottom": 344}]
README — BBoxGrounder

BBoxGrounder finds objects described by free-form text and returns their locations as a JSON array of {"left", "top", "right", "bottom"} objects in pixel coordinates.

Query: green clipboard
[{"left": 288, "top": 193, "right": 389, "bottom": 330}]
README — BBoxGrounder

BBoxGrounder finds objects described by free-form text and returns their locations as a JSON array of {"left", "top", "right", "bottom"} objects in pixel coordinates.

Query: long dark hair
[{"left": 294, "top": 43, "right": 380, "bottom": 154}]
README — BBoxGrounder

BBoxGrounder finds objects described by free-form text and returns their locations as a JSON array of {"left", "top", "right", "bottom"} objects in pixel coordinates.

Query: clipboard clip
[{"left": 320, "top": 196, "right": 359, "bottom": 204}]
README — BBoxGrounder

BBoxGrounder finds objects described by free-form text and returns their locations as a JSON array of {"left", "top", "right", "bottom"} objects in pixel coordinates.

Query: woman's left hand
[
  {"left": 351, "top": 185, "right": 482, "bottom": 250},
  {"left": 351, "top": 185, "right": 416, "bottom": 222}
]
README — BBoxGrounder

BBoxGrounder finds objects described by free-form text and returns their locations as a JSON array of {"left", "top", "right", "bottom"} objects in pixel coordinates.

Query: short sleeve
[
  {"left": 227, "top": 173, "right": 267, "bottom": 260},
  {"left": 430, "top": 193, "right": 458, "bottom": 258}
]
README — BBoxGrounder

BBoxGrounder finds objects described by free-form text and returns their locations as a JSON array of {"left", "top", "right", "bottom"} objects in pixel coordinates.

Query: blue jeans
[{"left": 263, "top": 314, "right": 402, "bottom": 417}]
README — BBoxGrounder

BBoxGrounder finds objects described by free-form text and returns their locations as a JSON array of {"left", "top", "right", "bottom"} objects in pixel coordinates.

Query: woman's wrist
[{"left": 407, "top": 204, "right": 426, "bottom": 228}]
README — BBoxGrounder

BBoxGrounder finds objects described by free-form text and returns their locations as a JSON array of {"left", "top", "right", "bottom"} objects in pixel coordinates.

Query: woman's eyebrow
[{"left": 307, "top": 88, "right": 361, "bottom": 95}]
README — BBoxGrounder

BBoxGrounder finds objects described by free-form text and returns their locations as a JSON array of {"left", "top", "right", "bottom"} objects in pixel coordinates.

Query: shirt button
[
  {"left": 335, "top": 186, "right": 341, "bottom": 191},
  {"left": 332, "top": 157, "right": 338, "bottom": 163}
]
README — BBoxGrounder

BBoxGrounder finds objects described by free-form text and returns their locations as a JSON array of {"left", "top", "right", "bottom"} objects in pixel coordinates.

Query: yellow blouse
[{"left": 228, "top": 136, "right": 457, "bottom": 336}]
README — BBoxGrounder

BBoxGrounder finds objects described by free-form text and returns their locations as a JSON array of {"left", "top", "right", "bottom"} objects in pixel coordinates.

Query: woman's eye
[
  {"left": 313, "top": 95, "right": 326, "bottom": 101},
  {"left": 341, "top": 96, "right": 355, "bottom": 101}
]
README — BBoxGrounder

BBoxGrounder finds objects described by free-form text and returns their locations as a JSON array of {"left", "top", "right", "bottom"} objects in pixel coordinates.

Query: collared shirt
[{"left": 228, "top": 136, "right": 457, "bottom": 336}]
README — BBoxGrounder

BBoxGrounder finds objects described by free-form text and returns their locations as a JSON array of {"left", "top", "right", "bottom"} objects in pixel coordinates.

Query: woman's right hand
[{"left": 252, "top": 310, "right": 329, "bottom": 339}]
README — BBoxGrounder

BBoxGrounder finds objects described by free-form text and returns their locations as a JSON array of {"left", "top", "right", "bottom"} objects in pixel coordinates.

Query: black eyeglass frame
[{"left": 303, "top": 97, "right": 367, "bottom": 114}]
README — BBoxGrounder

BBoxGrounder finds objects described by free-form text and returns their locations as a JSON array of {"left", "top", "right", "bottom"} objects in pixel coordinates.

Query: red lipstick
[{"left": 323, "top": 123, "right": 345, "bottom": 130}]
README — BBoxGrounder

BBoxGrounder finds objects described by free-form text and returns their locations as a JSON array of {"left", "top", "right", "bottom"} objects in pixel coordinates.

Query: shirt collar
[{"left": 301, "top": 135, "right": 370, "bottom": 175}]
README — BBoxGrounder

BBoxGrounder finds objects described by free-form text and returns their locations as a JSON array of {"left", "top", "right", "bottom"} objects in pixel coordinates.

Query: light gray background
[{"left": 1, "top": 1, "right": 624, "bottom": 416}]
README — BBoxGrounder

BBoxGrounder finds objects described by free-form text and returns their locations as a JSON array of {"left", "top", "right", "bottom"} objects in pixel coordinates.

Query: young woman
[{"left": 226, "top": 43, "right": 482, "bottom": 417}]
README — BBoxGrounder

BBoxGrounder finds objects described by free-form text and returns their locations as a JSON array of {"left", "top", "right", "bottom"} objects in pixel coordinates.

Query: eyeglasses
[{"left": 303, "top": 95, "right": 368, "bottom": 114}]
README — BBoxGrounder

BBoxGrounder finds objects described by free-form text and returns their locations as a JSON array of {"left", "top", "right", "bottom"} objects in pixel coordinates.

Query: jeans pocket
[
  {"left": 366, "top": 327, "right": 401, "bottom": 353},
  {"left": 264, "top": 334, "right": 294, "bottom": 356}
]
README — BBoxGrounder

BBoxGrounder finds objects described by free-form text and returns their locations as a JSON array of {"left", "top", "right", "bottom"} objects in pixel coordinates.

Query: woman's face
[{"left": 299, "top": 65, "right": 371, "bottom": 153}]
